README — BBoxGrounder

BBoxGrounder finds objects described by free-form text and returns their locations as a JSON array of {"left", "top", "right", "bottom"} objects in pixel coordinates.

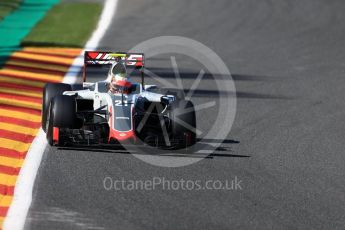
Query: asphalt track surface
[{"left": 25, "top": 0, "right": 345, "bottom": 229}]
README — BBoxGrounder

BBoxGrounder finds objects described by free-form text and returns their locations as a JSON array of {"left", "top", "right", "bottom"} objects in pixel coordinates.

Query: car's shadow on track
[{"left": 57, "top": 138, "right": 250, "bottom": 159}]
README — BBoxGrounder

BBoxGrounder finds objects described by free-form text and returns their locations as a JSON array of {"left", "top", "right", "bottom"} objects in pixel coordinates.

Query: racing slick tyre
[
  {"left": 42, "top": 83, "right": 72, "bottom": 132},
  {"left": 46, "top": 95, "right": 77, "bottom": 146},
  {"left": 170, "top": 99, "right": 196, "bottom": 148},
  {"left": 159, "top": 88, "right": 185, "bottom": 101}
]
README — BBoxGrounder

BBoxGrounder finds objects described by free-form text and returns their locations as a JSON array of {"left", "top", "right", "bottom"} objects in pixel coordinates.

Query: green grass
[
  {"left": 0, "top": 0, "right": 21, "bottom": 20},
  {"left": 21, "top": 3, "right": 102, "bottom": 47}
]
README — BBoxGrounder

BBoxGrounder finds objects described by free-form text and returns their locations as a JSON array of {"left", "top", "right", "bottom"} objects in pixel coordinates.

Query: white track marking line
[{"left": 3, "top": 1, "right": 119, "bottom": 229}]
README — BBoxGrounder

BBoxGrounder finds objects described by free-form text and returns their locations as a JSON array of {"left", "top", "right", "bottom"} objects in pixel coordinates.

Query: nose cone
[{"left": 109, "top": 130, "right": 136, "bottom": 142}]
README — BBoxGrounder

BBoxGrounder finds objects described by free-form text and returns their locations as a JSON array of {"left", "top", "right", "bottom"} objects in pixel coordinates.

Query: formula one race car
[{"left": 41, "top": 52, "right": 196, "bottom": 149}]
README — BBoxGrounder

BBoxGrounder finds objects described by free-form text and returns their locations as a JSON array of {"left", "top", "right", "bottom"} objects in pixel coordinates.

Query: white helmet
[{"left": 108, "top": 62, "right": 132, "bottom": 94}]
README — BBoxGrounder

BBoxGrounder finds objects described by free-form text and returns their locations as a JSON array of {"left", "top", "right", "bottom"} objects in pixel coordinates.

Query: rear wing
[
  {"left": 84, "top": 51, "right": 144, "bottom": 67},
  {"left": 83, "top": 51, "right": 145, "bottom": 84}
]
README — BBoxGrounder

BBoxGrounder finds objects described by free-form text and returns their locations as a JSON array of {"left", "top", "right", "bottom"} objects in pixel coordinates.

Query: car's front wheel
[
  {"left": 42, "top": 83, "right": 72, "bottom": 132},
  {"left": 46, "top": 95, "right": 77, "bottom": 146},
  {"left": 169, "top": 99, "right": 197, "bottom": 148}
]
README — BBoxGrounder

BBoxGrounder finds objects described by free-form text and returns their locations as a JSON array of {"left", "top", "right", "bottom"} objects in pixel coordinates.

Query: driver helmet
[{"left": 108, "top": 62, "right": 132, "bottom": 94}]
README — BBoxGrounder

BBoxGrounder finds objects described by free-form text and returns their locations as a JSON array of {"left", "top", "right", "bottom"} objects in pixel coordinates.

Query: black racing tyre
[
  {"left": 46, "top": 95, "right": 77, "bottom": 146},
  {"left": 170, "top": 99, "right": 196, "bottom": 148},
  {"left": 42, "top": 83, "right": 72, "bottom": 132},
  {"left": 159, "top": 88, "right": 185, "bottom": 101},
  {"left": 46, "top": 100, "right": 55, "bottom": 146}
]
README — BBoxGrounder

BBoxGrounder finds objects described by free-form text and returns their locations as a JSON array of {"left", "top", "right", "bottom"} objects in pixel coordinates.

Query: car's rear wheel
[
  {"left": 46, "top": 95, "right": 77, "bottom": 146},
  {"left": 42, "top": 83, "right": 72, "bottom": 132}
]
